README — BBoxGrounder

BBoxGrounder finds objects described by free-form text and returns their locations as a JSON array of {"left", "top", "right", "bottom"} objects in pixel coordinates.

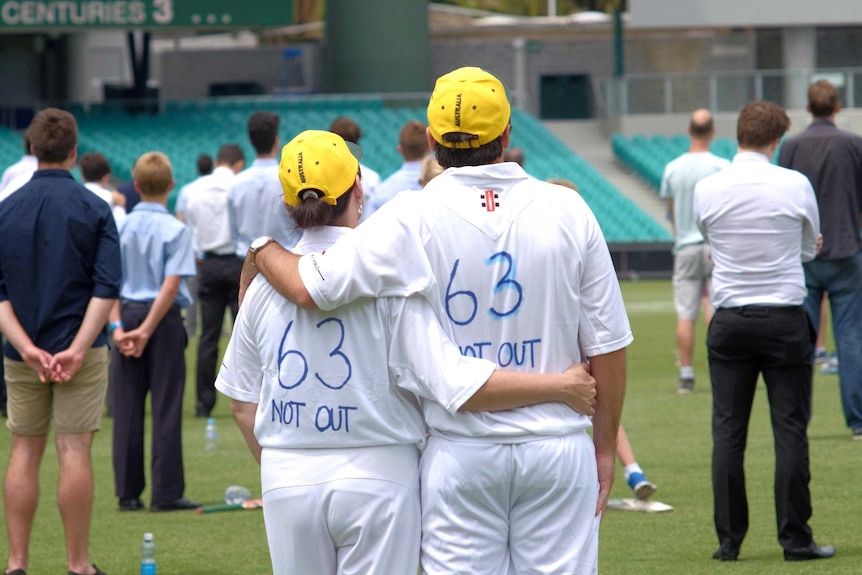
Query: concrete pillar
[
  {"left": 782, "top": 26, "right": 816, "bottom": 110},
  {"left": 66, "top": 31, "right": 131, "bottom": 105},
  {"left": 325, "top": 0, "right": 430, "bottom": 93},
  {"left": 512, "top": 38, "right": 528, "bottom": 110}
]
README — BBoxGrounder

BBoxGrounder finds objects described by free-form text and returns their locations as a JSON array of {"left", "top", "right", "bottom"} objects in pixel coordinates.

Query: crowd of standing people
[{"left": 0, "top": 68, "right": 856, "bottom": 575}]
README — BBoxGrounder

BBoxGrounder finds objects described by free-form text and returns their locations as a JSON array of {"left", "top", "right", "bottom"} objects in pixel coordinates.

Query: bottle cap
[
  {"left": 144, "top": 532, "right": 153, "bottom": 541},
  {"left": 207, "top": 417, "right": 215, "bottom": 424}
]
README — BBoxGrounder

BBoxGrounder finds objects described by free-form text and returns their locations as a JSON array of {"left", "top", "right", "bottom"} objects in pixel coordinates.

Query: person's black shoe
[
  {"left": 783, "top": 542, "right": 836, "bottom": 561},
  {"left": 150, "top": 497, "right": 201, "bottom": 512},
  {"left": 68, "top": 563, "right": 107, "bottom": 575},
  {"left": 118, "top": 497, "right": 144, "bottom": 511},
  {"left": 712, "top": 547, "right": 739, "bottom": 561}
]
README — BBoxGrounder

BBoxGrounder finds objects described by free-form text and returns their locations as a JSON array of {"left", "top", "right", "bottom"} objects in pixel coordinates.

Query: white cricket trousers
[
  {"left": 420, "top": 432, "right": 600, "bottom": 575},
  {"left": 263, "top": 471, "right": 420, "bottom": 574}
]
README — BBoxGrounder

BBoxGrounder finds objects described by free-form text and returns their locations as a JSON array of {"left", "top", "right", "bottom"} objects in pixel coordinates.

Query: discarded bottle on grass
[
  {"left": 225, "top": 485, "right": 251, "bottom": 505},
  {"left": 205, "top": 417, "right": 217, "bottom": 451},
  {"left": 141, "top": 532, "right": 156, "bottom": 575}
]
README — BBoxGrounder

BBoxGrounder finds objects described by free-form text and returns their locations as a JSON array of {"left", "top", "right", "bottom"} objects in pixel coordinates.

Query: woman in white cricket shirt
[{"left": 215, "top": 130, "right": 595, "bottom": 575}]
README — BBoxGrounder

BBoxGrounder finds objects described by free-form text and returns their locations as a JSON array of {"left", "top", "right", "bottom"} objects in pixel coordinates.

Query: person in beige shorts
[{"left": 0, "top": 108, "right": 121, "bottom": 575}]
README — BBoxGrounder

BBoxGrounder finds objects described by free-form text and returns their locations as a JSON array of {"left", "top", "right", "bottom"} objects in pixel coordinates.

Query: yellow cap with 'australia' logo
[
  {"left": 278, "top": 130, "right": 363, "bottom": 207},
  {"left": 426, "top": 67, "right": 511, "bottom": 149}
]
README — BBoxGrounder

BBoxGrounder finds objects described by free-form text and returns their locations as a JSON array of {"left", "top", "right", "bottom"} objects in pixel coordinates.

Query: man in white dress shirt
[
  {"left": 183, "top": 144, "right": 245, "bottom": 417},
  {"left": 694, "top": 100, "right": 833, "bottom": 563},
  {"left": 80, "top": 152, "right": 127, "bottom": 227}
]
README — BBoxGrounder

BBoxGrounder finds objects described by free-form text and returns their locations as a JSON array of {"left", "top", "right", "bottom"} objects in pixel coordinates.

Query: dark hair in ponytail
[{"left": 288, "top": 183, "right": 354, "bottom": 228}]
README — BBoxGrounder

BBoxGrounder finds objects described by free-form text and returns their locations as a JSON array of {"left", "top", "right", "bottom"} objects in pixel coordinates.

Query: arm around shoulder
[
  {"left": 252, "top": 242, "right": 316, "bottom": 309},
  {"left": 459, "top": 363, "right": 597, "bottom": 415}
]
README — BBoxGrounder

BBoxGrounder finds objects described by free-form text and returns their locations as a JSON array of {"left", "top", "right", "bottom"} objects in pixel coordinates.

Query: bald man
[{"left": 660, "top": 109, "right": 729, "bottom": 393}]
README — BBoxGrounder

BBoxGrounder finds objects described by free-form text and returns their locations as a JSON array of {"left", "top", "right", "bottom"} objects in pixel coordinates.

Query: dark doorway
[{"left": 540, "top": 74, "right": 592, "bottom": 120}]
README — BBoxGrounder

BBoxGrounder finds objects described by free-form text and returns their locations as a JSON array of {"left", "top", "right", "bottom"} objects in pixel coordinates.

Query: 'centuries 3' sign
[{"left": 0, "top": 0, "right": 293, "bottom": 28}]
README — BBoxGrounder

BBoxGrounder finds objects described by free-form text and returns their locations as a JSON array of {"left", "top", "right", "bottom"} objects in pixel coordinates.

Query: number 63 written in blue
[
  {"left": 277, "top": 318, "right": 352, "bottom": 390},
  {"left": 445, "top": 251, "right": 523, "bottom": 326}
]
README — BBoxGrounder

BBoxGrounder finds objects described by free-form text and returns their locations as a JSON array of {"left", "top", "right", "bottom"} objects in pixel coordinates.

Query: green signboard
[{"left": 0, "top": 0, "right": 293, "bottom": 29}]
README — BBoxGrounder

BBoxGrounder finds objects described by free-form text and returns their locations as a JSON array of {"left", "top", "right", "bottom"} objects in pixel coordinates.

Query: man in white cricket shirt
[{"left": 245, "top": 67, "right": 631, "bottom": 575}]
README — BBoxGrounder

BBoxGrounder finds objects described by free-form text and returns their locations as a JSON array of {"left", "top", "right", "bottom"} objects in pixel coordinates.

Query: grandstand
[
  {"left": 0, "top": 97, "right": 675, "bottom": 252},
  {"left": 611, "top": 133, "right": 738, "bottom": 191}
]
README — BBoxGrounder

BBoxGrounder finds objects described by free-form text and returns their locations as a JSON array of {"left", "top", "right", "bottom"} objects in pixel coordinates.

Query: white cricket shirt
[
  {"left": 298, "top": 162, "right": 634, "bottom": 441},
  {"left": 216, "top": 226, "right": 495, "bottom": 454},
  {"left": 693, "top": 152, "right": 820, "bottom": 308}
]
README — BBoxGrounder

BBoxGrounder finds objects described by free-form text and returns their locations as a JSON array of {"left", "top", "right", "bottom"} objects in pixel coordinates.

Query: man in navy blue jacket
[{"left": 0, "top": 108, "right": 121, "bottom": 575}]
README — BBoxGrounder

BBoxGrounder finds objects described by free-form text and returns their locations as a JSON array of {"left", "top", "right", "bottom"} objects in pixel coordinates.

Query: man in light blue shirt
[
  {"left": 659, "top": 109, "right": 729, "bottom": 394},
  {"left": 365, "top": 120, "right": 428, "bottom": 217},
  {"left": 228, "top": 111, "right": 300, "bottom": 254}
]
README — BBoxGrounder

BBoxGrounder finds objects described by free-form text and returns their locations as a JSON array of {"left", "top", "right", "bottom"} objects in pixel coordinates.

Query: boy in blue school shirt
[{"left": 108, "top": 151, "right": 201, "bottom": 512}]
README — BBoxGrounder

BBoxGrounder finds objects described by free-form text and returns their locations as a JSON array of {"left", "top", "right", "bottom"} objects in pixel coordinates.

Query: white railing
[{"left": 598, "top": 68, "right": 862, "bottom": 116}]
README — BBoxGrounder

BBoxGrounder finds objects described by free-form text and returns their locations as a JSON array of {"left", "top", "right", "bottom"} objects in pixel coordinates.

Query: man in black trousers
[
  {"left": 693, "top": 100, "right": 834, "bottom": 563},
  {"left": 182, "top": 144, "right": 245, "bottom": 417}
]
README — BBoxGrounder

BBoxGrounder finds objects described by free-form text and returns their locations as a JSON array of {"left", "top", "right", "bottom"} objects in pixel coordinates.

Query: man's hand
[
  {"left": 112, "top": 328, "right": 136, "bottom": 357},
  {"left": 20, "top": 344, "right": 54, "bottom": 383},
  {"left": 118, "top": 327, "right": 152, "bottom": 358},
  {"left": 816, "top": 233, "right": 823, "bottom": 254},
  {"left": 595, "top": 451, "right": 615, "bottom": 517},
  {"left": 558, "top": 362, "right": 596, "bottom": 416},
  {"left": 49, "top": 348, "right": 86, "bottom": 382},
  {"left": 238, "top": 251, "right": 258, "bottom": 308}
]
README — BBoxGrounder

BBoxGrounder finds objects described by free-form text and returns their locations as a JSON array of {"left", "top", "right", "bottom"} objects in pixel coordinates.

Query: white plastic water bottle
[
  {"left": 205, "top": 417, "right": 217, "bottom": 451},
  {"left": 224, "top": 485, "right": 251, "bottom": 505},
  {"left": 141, "top": 532, "right": 156, "bottom": 575}
]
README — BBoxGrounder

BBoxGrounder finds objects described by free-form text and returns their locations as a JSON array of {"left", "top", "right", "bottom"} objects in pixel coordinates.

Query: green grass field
[{"left": 1, "top": 279, "right": 859, "bottom": 574}]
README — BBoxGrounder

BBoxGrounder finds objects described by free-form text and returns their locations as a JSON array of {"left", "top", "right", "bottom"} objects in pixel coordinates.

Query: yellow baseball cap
[
  {"left": 278, "top": 130, "right": 362, "bottom": 207},
  {"left": 427, "top": 67, "right": 511, "bottom": 149}
]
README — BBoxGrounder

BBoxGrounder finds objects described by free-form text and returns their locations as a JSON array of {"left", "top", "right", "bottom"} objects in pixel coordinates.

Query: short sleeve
[
  {"left": 215, "top": 278, "right": 266, "bottom": 403},
  {"left": 298, "top": 198, "right": 436, "bottom": 311},
  {"left": 91, "top": 205, "right": 122, "bottom": 299},
  {"left": 576, "top": 210, "right": 634, "bottom": 358},
  {"left": 164, "top": 224, "right": 197, "bottom": 278},
  {"left": 385, "top": 295, "right": 495, "bottom": 414},
  {"left": 659, "top": 164, "right": 673, "bottom": 199}
]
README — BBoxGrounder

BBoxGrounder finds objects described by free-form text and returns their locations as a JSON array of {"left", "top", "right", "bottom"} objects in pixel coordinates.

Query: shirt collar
[
  {"left": 213, "top": 166, "right": 235, "bottom": 178},
  {"left": 131, "top": 201, "right": 169, "bottom": 213},
  {"left": 733, "top": 151, "right": 772, "bottom": 164},
  {"left": 252, "top": 158, "right": 278, "bottom": 167},
  {"left": 31, "top": 169, "right": 74, "bottom": 181},
  {"left": 810, "top": 118, "right": 835, "bottom": 126}
]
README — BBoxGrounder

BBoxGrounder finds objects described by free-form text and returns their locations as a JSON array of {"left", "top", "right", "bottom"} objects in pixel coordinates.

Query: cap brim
[{"left": 345, "top": 141, "right": 363, "bottom": 162}]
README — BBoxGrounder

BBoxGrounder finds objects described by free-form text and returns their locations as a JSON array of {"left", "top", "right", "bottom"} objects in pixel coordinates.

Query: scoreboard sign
[{"left": 0, "top": 0, "right": 293, "bottom": 28}]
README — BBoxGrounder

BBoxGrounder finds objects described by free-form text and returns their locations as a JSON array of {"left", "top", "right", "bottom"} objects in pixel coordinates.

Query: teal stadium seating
[
  {"left": 3, "top": 99, "right": 670, "bottom": 243},
  {"left": 612, "top": 133, "right": 738, "bottom": 192},
  {"left": 0, "top": 126, "right": 25, "bottom": 174}
]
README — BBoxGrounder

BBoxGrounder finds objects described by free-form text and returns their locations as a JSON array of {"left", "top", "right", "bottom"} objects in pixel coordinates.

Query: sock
[
  {"left": 680, "top": 366, "right": 694, "bottom": 380},
  {"left": 623, "top": 463, "right": 643, "bottom": 482}
]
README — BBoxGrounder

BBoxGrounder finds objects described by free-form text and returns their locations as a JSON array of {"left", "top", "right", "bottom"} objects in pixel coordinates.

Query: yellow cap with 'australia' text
[
  {"left": 427, "top": 67, "right": 511, "bottom": 149},
  {"left": 278, "top": 130, "right": 362, "bottom": 207}
]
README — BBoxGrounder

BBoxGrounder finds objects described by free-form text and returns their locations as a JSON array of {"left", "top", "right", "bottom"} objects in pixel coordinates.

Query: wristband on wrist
[{"left": 108, "top": 320, "right": 124, "bottom": 333}]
